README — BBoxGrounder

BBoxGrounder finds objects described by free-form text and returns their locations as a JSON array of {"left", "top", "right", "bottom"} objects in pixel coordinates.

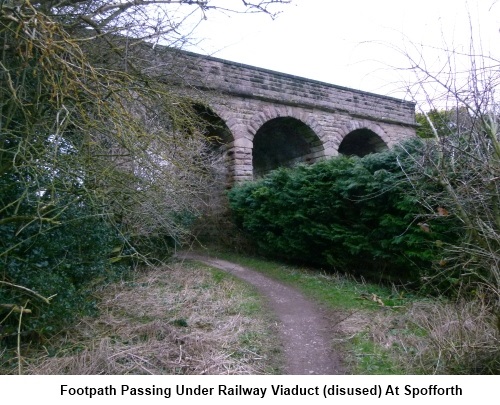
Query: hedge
[{"left": 228, "top": 140, "right": 458, "bottom": 284}]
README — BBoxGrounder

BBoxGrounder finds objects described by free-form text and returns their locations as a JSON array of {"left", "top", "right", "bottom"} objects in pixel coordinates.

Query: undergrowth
[
  {"left": 3, "top": 248, "right": 498, "bottom": 375},
  {"left": 200, "top": 247, "right": 500, "bottom": 374},
  {"left": 0, "top": 261, "right": 283, "bottom": 375}
]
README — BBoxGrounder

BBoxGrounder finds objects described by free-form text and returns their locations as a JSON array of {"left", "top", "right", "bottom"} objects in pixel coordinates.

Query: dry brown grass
[
  {"left": 351, "top": 298, "right": 500, "bottom": 374},
  {"left": 17, "top": 262, "right": 282, "bottom": 375},
  {"left": 403, "top": 300, "right": 500, "bottom": 374}
]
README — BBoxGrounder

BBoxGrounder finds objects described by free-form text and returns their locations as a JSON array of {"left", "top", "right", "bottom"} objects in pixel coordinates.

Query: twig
[{"left": 17, "top": 300, "right": 29, "bottom": 375}]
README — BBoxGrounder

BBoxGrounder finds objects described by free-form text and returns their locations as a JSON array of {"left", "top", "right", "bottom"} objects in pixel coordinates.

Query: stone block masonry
[{"left": 141, "top": 45, "right": 417, "bottom": 182}]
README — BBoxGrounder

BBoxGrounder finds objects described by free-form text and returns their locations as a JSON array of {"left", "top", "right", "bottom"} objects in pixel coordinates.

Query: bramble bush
[{"left": 228, "top": 140, "right": 460, "bottom": 285}]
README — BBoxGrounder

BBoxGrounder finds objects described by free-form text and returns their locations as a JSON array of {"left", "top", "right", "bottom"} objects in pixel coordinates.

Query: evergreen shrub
[
  {"left": 228, "top": 140, "right": 458, "bottom": 284},
  {"left": 0, "top": 168, "right": 128, "bottom": 341}
]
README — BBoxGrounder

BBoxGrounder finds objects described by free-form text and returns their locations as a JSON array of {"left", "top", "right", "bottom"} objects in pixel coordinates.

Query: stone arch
[
  {"left": 337, "top": 121, "right": 389, "bottom": 157},
  {"left": 192, "top": 103, "right": 234, "bottom": 146},
  {"left": 251, "top": 110, "right": 325, "bottom": 177},
  {"left": 190, "top": 103, "right": 235, "bottom": 186},
  {"left": 248, "top": 106, "right": 326, "bottom": 142}
]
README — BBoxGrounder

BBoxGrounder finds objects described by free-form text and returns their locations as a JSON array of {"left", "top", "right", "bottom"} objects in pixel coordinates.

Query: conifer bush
[{"left": 228, "top": 140, "right": 459, "bottom": 284}]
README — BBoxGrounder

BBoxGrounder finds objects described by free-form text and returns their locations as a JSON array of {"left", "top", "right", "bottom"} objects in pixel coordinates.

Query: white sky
[{"left": 184, "top": 0, "right": 500, "bottom": 106}]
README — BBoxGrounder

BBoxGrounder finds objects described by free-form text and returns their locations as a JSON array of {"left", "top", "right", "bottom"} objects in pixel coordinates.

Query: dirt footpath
[{"left": 178, "top": 252, "right": 344, "bottom": 375}]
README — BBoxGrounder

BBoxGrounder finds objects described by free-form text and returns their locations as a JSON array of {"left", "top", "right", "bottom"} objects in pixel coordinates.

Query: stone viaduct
[{"left": 147, "top": 46, "right": 417, "bottom": 182}]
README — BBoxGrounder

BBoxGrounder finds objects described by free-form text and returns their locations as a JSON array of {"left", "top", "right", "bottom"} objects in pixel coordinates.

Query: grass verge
[
  {"left": 196, "top": 247, "right": 500, "bottom": 374},
  {"left": 0, "top": 261, "right": 283, "bottom": 375},
  {"left": 3, "top": 248, "right": 498, "bottom": 374}
]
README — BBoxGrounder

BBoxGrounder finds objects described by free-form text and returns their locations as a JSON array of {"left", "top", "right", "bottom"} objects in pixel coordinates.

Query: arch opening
[
  {"left": 188, "top": 104, "right": 234, "bottom": 188},
  {"left": 187, "top": 105, "right": 233, "bottom": 240},
  {"left": 253, "top": 117, "right": 321, "bottom": 177},
  {"left": 192, "top": 104, "right": 233, "bottom": 148},
  {"left": 338, "top": 128, "right": 388, "bottom": 157}
]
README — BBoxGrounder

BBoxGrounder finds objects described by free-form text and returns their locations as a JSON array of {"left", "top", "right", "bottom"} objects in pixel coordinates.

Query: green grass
[
  {"left": 5, "top": 248, "right": 495, "bottom": 375},
  {"left": 349, "top": 333, "right": 403, "bottom": 374},
  {"left": 206, "top": 249, "right": 409, "bottom": 311},
  {"left": 194, "top": 247, "right": 419, "bottom": 374}
]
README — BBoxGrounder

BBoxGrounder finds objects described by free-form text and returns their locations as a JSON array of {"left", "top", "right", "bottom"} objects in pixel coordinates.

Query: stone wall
[
  {"left": 152, "top": 47, "right": 415, "bottom": 126},
  {"left": 141, "top": 45, "right": 417, "bottom": 181}
]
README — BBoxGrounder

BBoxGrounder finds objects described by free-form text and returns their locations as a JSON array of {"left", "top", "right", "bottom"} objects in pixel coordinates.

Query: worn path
[{"left": 178, "top": 252, "right": 344, "bottom": 375}]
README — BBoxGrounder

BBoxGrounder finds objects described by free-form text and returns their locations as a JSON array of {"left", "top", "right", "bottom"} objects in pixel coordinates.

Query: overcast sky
[{"left": 185, "top": 0, "right": 500, "bottom": 106}]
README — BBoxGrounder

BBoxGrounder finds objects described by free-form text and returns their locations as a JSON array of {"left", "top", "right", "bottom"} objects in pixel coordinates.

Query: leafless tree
[
  {"left": 1, "top": 0, "right": 289, "bottom": 254},
  {"left": 396, "top": 15, "right": 500, "bottom": 315},
  {"left": 0, "top": 0, "right": 289, "bottom": 356}
]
